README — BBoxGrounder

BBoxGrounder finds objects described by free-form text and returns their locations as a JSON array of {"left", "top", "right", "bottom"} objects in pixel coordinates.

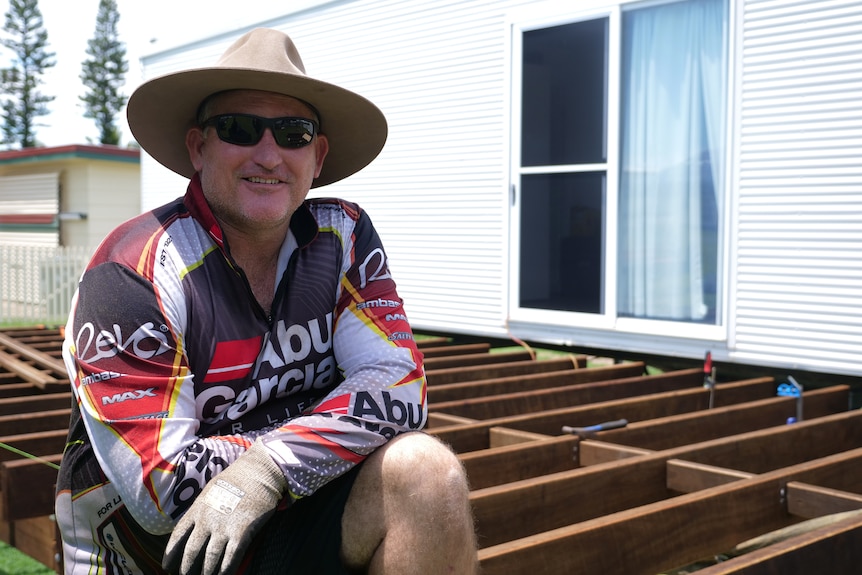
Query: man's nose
[{"left": 252, "top": 128, "right": 283, "bottom": 167}]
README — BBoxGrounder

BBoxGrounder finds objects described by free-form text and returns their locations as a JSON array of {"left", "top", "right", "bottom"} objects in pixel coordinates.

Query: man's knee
[
  {"left": 347, "top": 431, "right": 471, "bottom": 521},
  {"left": 374, "top": 432, "right": 467, "bottom": 493}
]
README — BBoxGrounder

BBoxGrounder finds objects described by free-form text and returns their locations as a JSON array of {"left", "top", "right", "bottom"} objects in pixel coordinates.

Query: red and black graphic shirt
[{"left": 56, "top": 174, "right": 425, "bottom": 572}]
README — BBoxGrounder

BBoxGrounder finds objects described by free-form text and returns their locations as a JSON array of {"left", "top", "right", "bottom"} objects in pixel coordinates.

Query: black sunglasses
[{"left": 201, "top": 114, "right": 319, "bottom": 148}]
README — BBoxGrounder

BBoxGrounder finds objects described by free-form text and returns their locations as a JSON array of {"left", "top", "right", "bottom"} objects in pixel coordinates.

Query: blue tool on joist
[{"left": 777, "top": 376, "right": 803, "bottom": 423}]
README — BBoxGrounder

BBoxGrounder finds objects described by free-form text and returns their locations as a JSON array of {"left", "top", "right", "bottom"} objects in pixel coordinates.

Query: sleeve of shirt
[
  {"left": 64, "top": 256, "right": 253, "bottom": 535},
  {"left": 259, "top": 205, "right": 427, "bottom": 500}
]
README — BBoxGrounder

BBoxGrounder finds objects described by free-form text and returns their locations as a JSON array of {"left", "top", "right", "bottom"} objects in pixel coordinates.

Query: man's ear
[
  {"left": 186, "top": 127, "right": 206, "bottom": 173},
  {"left": 314, "top": 134, "right": 330, "bottom": 178}
]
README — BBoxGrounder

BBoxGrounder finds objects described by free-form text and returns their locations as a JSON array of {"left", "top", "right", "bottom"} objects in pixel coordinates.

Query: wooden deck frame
[
  {"left": 0, "top": 392, "right": 71, "bottom": 416},
  {"left": 0, "top": 430, "right": 67, "bottom": 463},
  {"left": 5, "top": 516, "right": 58, "bottom": 572},
  {"left": 0, "top": 331, "right": 67, "bottom": 379},
  {"left": 477, "top": 447, "right": 862, "bottom": 574},
  {"left": 432, "top": 367, "right": 708, "bottom": 419},
  {"left": 0, "top": 349, "right": 59, "bottom": 389},
  {"left": 586, "top": 386, "right": 850, "bottom": 451},
  {"left": 0, "top": 381, "right": 69, "bottom": 398},
  {"left": 427, "top": 362, "right": 645, "bottom": 404},
  {"left": 469, "top": 410, "right": 862, "bottom": 547},
  {"left": 413, "top": 336, "right": 450, "bottom": 348},
  {"left": 0, "top": 455, "right": 62, "bottom": 521},
  {"left": 691, "top": 511, "right": 862, "bottom": 574},
  {"left": 426, "top": 412, "right": 476, "bottom": 428},
  {"left": 666, "top": 459, "right": 755, "bottom": 492},
  {"left": 425, "top": 356, "right": 584, "bottom": 386},
  {"left": 0, "top": 409, "right": 71, "bottom": 436},
  {"left": 422, "top": 349, "right": 535, "bottom": 371},
  {"left": 459, "top": 436, "right": 577, "bottom": 490},
  {"left": 0, "top": 327, "right": 859, "bottom": 573},
  {"left": 786, "top": 482, "right": 862, "bottom": 519},
  {"left": 418, "top": 342, "right": 491, "bottom": 358},
  {"left": 432, "top": 377, "right": 778, "bottom": 453},
  {"left": 455, "top": 386, "right": 852, "bottom": 491}
]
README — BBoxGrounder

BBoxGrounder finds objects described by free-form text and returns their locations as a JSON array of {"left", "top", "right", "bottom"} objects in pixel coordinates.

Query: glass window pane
[
  {"left": 522, "top": 19, "right": 608, "bottom": 167},
  {"left": 617, "top": 0, "right": 726, "bottom": 324},
  {"left": 520, "top": 172, "right": 604, "bottom": 313}
]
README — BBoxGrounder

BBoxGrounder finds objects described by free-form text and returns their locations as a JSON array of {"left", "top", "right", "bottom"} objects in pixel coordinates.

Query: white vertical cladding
[{"left": 735, "top": 0, "right": 862, "bottom": 374}]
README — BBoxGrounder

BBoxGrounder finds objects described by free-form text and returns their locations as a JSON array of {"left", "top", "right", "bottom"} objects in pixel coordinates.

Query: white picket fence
[{"left": 0, "top": 245, "right": 92, "bottom": 326}]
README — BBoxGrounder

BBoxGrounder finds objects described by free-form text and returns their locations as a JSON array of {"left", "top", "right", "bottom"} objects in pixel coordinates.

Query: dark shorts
[{"left": 245, "top": 464, "right": 363, "bottom": 575}]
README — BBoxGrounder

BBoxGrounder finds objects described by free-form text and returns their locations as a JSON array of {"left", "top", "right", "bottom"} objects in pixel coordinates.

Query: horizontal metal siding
[
  {"left": 0, "top": 173, "right": 59, "bottom": 206},
  {"left": 734, "top": 0, "right": 862, "bottom": 374},
  {"left": 0, "top": 173, "right": 59, "bottom": 247},
  {"left": 293, "top": 0, "right": 521, "bottom": 335}
]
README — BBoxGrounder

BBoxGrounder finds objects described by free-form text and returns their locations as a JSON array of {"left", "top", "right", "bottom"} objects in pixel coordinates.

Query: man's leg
[{"left": 341, "top": 432, "right": 478, "bottom": 574}]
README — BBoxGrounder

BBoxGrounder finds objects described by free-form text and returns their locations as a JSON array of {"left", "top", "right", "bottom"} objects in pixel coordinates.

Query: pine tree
[
  {"left": 0, "top": 0, "right": 55, "bottom": 148},
  {"left": 80, "top": 0, "right": 127, "bottom": 146}
]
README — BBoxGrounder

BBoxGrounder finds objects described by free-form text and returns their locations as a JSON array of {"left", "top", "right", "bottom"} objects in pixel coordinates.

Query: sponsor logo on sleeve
[
  {"left": 76, "top": 321, "right": 171, "bottom": 364},
  {"left": 80, "top": 371, "right": 123, "bottom": 386},
  {"left": 101, "top": 387, "right": 157, "bottom": 405},
  {"left": 356, "top": 298, "right": 400, "bottom": 310},
  {"left": 358, "top": 248, "right": 391, "bottom": 289},
  {"left": 333, "top": 390, "right": 425, "bottom": 439}
]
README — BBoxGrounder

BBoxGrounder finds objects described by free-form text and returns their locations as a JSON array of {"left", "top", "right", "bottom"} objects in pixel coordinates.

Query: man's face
[{"left": 185, "top": 90, "right": 329, "bottom": 236}]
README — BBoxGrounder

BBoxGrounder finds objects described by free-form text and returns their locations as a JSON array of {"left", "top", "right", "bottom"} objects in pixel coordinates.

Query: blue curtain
[{"left": 618, "top": 0, "right": 726, "bottom": 322}]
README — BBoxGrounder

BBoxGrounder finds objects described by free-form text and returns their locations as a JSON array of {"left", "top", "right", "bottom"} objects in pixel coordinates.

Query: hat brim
[{"left": 126, "top": 67, "right": 387, "bottom": 188}]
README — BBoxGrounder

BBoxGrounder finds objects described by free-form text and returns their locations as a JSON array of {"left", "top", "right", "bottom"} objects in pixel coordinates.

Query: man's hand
[{"left": 162, "top": 440, "right": 288, "bottom": 575}]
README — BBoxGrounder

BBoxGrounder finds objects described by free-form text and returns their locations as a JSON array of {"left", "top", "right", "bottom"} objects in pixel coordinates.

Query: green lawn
[{"left": 0, "top": 542, "right": 53, "bottom": 575}]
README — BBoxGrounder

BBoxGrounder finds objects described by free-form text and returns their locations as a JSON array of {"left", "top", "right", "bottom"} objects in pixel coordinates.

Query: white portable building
[{"left": 137, "top": 0, "right": 862, "bottom": 378}]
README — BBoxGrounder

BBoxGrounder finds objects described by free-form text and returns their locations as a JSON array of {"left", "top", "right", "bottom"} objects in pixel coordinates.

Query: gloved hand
[{"left": 162, "top": 440, "right": 288, "bottom": 575}]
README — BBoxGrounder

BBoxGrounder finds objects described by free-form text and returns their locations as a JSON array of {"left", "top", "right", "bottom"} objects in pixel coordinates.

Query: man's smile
[{"left": 245, "top": 176, "right": 282, "bottom": 185}]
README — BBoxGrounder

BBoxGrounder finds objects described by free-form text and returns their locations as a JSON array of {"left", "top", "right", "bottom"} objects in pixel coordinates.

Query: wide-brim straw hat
[{"left": 126, "top": 28, "right": 387, "bottom": 188}]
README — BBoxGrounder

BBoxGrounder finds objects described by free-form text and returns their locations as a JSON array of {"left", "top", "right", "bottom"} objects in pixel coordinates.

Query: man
[{"left": 55, "top": 28, "right": 477, "bottom": 575}]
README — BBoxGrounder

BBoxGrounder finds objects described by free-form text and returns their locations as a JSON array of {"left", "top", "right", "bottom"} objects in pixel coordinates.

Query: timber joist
[
  {"left": 0, "top": 327, "right": 69, "bottom": 570},
  {"left": 0, "top": 328, "right": 859, "bottom": 573}
]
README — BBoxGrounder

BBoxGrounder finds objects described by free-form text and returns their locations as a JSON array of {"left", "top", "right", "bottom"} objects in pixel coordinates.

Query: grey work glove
[{"left": 162, "top": 440, "right": 288, "bottom": 575}]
